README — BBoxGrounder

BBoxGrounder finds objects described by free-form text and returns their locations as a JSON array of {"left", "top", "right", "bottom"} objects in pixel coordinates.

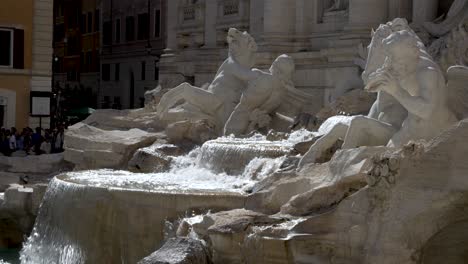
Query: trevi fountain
[{"left": 1, "top": 1, "right": 468, "bottom": 263}]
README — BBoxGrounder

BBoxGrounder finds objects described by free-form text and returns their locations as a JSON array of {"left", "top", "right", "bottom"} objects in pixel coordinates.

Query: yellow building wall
[
  {"left": 0, "top": 74, "right": 31, "bottom": 129},
  {"left": 0, "top": 0, "right": 34, "bottom": 128}
]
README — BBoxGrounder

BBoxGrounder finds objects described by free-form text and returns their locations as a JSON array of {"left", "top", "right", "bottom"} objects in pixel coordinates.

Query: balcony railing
[
  {"left": 183, "top": 6, "right": 196, "bottom": 21},
  {"left": 222, "top": 0, "right": 239, "bottom": 16}
]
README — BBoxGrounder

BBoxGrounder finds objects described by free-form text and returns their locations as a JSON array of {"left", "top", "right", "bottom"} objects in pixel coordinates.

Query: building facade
[
  {"left": 100, "top": 0, "right": 167, "bottom": 109},
  {"left": 0, "top": 0, "right": 53, "bottom": 128},
  {"left": 53, "top": 0, "right": 101, "bottom": 115},
  {"left": 160, "top": 0, "right": 451, "bottom": 116}
]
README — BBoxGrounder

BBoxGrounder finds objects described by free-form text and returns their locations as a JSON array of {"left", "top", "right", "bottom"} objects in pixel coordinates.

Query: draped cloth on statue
[{"left": 423, "top": 0, "right": 468, "bottom": 36}]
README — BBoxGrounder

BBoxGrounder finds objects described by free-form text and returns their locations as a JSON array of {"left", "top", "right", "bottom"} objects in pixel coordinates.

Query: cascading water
[
  {"left": 197, "top": 134, "right": 293, "bottom": 174},
  {"left": 19, "top": 133, "right": 306, "bottom": 264}
]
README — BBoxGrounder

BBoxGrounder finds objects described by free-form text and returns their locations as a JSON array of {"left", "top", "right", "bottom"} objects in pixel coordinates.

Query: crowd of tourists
[{"left": 0, "top": 125, "right": 66, "bottom": 156}]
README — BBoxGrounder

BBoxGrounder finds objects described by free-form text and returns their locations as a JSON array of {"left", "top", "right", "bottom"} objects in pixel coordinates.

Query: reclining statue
[
  {"left": 299, "top": 19, "right": 409, "bottom": 166},
  {"left": 224, "top": 54, "right": 295, "bottom": 136},
  {"left": 299, "top": 18, "right": 468, "bottom": 166},
  {"left": 157, "top": 28, "right": 259, "bottom": 134}
]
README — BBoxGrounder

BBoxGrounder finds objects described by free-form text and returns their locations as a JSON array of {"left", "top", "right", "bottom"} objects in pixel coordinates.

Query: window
[
  {"left": 80, "top": 14, "right": 86, "bottom": 33},
  {"left": 67, "top": 71, "right": 78, "bottom": 81},
  {"left": 115, "top": 19, "right": 121, "bottom": 43},
  {"left": 86, "top": 51, "right": 92, "bottom": 71},
  {"left": 102, "top": 64, "right": 110, "bottom": 81},
  {"left": 0, "top": 29, "right": 13, "bottom": 67},
  {"left": 0, "top": 28, "right": 24, "bottom": 69},
  {"left": 154, "top": 61, "right": 159, "bottom": 80},
  {"left": 54, "top": 24, "right": 65, "bottom": 42},
  {"left": 137, "top": 13, "right": 149, "bottom": 40},
  {"left": 103, "top": 21, "right": 112, "bottom": 45},
  {"left": 80, "top": 52, "right": 85, "bottom": 71},
  {"left": 66, "top": 36, "right": 79, "bottom": 55},
  {"left": 94, "top": 10, "right": 100, "bottom": 32},
  {"left": 87, "top": 12, "right": 93, "bottom": 33},
  {"left": 126, "top": 16, "right": 135, "bottom": 41},
  {"left": 141, "top": 61, "right": 146, "bottom": 80},
  {"left": 103, "top": 96, "right": 111, "bottom": 108},
  {"left": 115, "top": 63, "right": 120, "bottom": 81},
  {"left": 112, "top": 96, "right": 121, "bottom": 109},
  {"left": 223, "top": 1, "right": 239, "bottom": 15},
  {"left": 154, "top": 9, "right": 161, "bottom": 38}
]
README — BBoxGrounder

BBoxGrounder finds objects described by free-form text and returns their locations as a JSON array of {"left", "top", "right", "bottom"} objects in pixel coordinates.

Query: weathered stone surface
[
  {"left": 83, "top": 108, "right": 164, "bottom": 132},
  {"left": 128, "top": 145, "right": 173, "bottom": 173},
  {"left": 3, "top": 184, "right": 33, "bottom": 212},
  {"left": 137, "top": 238, "right": 211, "bottom": 264},
  {"left": 246, "top": 146, "right": 386, "bottom": 215},
  {"left": 166, "top": 120, "right": 218, "bottom": 145},
  {"left": 315, "top": 89, "right": 376, "bottom": 125},
  {"left": 281, "top": 146, "right": 387, "bottom": 216},
  {"left": 0, "top": 173, "right": 20, "bottom": 192},
  {"left": 30, "top": 184, "right": 48, "bottom": 215},
  {"left": 0, "top": 153, "right": 67, "bottom": 175},
  {"left": 228, "top": 119, "right": 468, "bottom": 264},
  {"left": 0, "top": 183, "right": 47, "bottom": 249},
  {"left": 64, "top": 123, "right": 160, "bottom": 170},
  {"left": 292, "top": 137, "right": 320, "bottom": 155},
  {"left": 144, "top": 85, "right": 169, "bottom": 111},
  {"left": 183, "top": 209, "right": 279, "bottom": 264}
]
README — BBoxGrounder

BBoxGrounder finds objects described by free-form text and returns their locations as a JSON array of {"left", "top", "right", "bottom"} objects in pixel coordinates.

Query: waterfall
[{"left": 19, "top": 134, "right": 297, "bottom": 263}]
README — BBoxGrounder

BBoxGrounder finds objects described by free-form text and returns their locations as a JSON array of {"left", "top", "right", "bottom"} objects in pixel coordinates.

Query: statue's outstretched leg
[
  {"left": 298, "top": 122, "right": 350, "bottom": 167},
  {"left": 223, "top": 95, "right": 254, "bottom": 136},
  {"left": 342, "top": 116, "right": 396, "bottom": 149},
  {"left": 157, "top": 83, "right": 222, "bottom": 116}
]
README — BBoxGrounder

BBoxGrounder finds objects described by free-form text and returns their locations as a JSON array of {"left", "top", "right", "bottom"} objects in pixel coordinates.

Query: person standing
[
  {"left": 31, "top": 127, "right": 43, "bottom": 155},
  {"left": 9, "top": 127, "right": 17, "bottom": 152}
]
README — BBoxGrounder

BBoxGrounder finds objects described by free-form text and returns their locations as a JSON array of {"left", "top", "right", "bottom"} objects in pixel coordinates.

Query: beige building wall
[
  {"left": 0, "top": 0, "right": 53, "bottom": 129},
  {"left": 0, "top": 0, "right": 34, "bottom": 129}
]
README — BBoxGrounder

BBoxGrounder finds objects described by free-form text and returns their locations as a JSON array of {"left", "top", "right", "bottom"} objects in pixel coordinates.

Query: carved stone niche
[
  {"left": 215, "top": 0, "right": 250, "bottom": 47},
  {"left": 319, "top": 0, "right": 349, "bottom": 25}
]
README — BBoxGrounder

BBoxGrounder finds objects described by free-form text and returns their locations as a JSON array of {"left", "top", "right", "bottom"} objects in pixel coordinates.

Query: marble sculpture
[
  {"left": 157, "top": 28, "right": 259, "bottom": 134},
  {"left": 300, "top": 18, "right": 468, "bottom": 165},
  {"left": 224, "top": 54, "right": 295, "bottom": 136}
]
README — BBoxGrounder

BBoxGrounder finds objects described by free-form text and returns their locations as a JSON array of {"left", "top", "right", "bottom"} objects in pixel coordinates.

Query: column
[
  {"left": 263, "top": 0, "right": 296, "bottom": 34},
  {"left": 204, "top": 0, "right": 217, "bottom": 48},
  {"left": 165, "top": 0, "right": 179, "bottom": 52},
  {"left": 348, "top": 0, "right": 389, "bottom": 30},
  {"left": 249, "top": 0, "right": 264, "bottom": 38},
  {"left": 295, "top": 0, "right": 314, "bottom": 35},
  {"left": 412, "top": 0, "right": 438, "bottom": 24},
  {"left": 388, "top": 0, "right": 412, "bottom": 21}
]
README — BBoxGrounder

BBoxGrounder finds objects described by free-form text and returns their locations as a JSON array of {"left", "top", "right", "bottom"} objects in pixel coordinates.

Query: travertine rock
[
  {"left": 0, "top": 153, "right": 66, "bottom": 175},
  {"left": 137, "top": 238, "right": 211, "bottom": 264},
  {"left": 165, "top": 120, "right": 218, "bottom": 145},
  {"left": 315, "top": 89, "right": 376, "bottom": 125},
  {"left": 144, "top": 85, "right": 169, "bottom": 110},
  {"left": 0, "top": 184, "right": 40, "bottom": 248},
  {"left": 64, "top": 123, "right": 159, "bottom": 170},
  {"left": 183, "top": 209, "right": 279, "bottom": 264},
  {"left": 222, "top": 119, "right": 468, "bottom": 264},
  {"left": 83, "top": 108, "right": 164, "bottom": 132},
  {"left": 128, "top": 144, "right": 173, "bottom": 173},
  {"left": 281, "top": 146, "right": 387, "bottom": 216},
  {"left": 0, "top": 173, "right": 20, "bottom": 192},
  {"left": 247, "top": 146, "right": 386, "bottom": 215}
]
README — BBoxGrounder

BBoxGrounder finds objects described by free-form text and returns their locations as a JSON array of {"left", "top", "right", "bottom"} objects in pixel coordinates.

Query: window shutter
[{"left": 13, "top": 29, "right": 24, "bottom": 69}]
